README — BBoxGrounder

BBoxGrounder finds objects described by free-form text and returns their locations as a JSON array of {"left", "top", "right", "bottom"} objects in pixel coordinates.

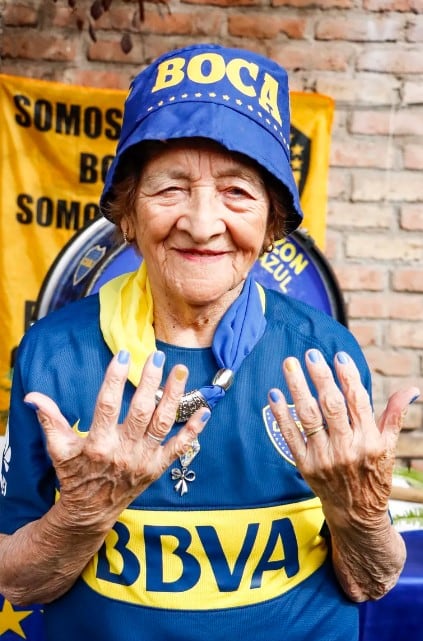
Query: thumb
[
  {"left": 377, "top": 387, "right": 420, "bottom": 447},
  {"left": 24, "top": 392, "right": 81, "bottom": 463}
]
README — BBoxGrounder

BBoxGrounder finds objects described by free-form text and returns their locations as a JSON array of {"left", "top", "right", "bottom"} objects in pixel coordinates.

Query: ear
[{"left": 120, "top": 215, "right": 135, "bottom": 242}]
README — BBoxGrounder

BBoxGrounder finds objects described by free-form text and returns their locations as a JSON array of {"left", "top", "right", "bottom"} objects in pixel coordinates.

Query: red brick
[
  {"left": 84, "top": 5, "right": 137, "bottom": 31},
  {"left": 349, "top": 321, "right": 379, "bottom": 347},
  {"left": 385, "top": 377, "right": 423, "bottom": 400},
  {"left": 273, "top": 0, "right": 354, "bottom": 6},
  {"left": 327, "top": 202, "right": 393, "bottom": 228},
  {"left": 388, "top": 295, "right": 423, "bottom": 320},
  {"left": 89, "top": 7, "right": 224, "bottom": 36},
  {"left": 87, "top": 39, "right": 144, "bottom": 64},
  {"left": 330, "top": 137, "right": 395, "bottom": 169},
  {"left": 357, "top": 47, "right": 423, "bottom": 74},
  {"left": 322, "top": 231, "right": 341, "bottom": 261},
  {"left": 316, "top": 16, "right": 404, "bottom": 42},
  {"left": 3, "top": 2, "right": 38, "bottom": 26},
  {"left": 403, "top": 81, "right": 423, "bottom": 105},
  {"left": 182, "top": 0, "right": 261, "bottom": 5},
  {"left": 332, "top": 265, "right": 385, "bottom": 291},
  {"left": 403, "top": 144, "right": 423, "bottom": 170},
  {"left": 51, "top": 6, "right": 86, "bottom": 29},
  {"left": 62, "top": 68, "right": 132, "bottom": 90},
  {"left": 364, "top": 347, "right": 416, "bottom": 377},
  {"left": 346, "top": 234, "right": 423, "bottom": 261},
  {"left": 327, "top": 168, "right": 351, "bottom": 200},
  {"left": 315, "top": 73, "right": 399, "bottom": 105},
  {"left": 269, "top": 42, "right": 354, "bottom": 71},
  {"left": 345, "top": 294, "right": 386, "bottom": 319},
  {"left": 364, "top": 0, "right": 422, "bottom": 10},
  {"left": 352, "top": 170, "right": 423, "bottom": 202},
  {"left": 392, "top": 269, "right": 423, "bottom": 293},
  {"left": 0, "top": 33, "right": 76, "bottom": 61},
  {"left": 228, "top": 14, "right": 308, "bottom": 39},
  {"left": 407, "top": 16, "right": 423, "bottom": 42},
  {"left": 400, "top": 205, "right": 423, "bottom": 231},
  {"left": 351, "top": 108, "right": 423, "bottom": 136},
  {"left": 388, "top": 323, "right": 423, "bottom": 349},
  {"left": 347, "top": 294, "right": 423, "bottom": 320}
]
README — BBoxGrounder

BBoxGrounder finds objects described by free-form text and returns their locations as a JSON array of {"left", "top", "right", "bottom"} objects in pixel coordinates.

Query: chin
[{"left": 176, "top": 281, "right": 242, "bottom": 308}]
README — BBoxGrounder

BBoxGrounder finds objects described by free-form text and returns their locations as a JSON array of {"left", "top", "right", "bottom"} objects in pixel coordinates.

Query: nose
[{"left": 175, "top": 186, "right": 226, "bottom": 243}]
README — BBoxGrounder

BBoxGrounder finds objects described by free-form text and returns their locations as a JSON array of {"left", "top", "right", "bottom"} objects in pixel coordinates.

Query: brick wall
[{"left": 1, "top": 0, "right": 422, "bottom": 455}]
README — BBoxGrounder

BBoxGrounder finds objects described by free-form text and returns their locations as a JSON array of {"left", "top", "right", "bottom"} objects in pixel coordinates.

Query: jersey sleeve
[{"left": 0, "top": 334, "right": 56, "bottom": 535}]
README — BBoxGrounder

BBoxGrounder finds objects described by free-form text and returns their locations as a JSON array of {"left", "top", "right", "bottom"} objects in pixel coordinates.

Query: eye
[
  {"left": 156, "top": 185, "right": 186, "bottom": 198},
  {"left": 224, "top": 184, "right": 258, "bottom": 202},
  {"left": 227, "top": 186, "right": 249, "bottom": 197}
]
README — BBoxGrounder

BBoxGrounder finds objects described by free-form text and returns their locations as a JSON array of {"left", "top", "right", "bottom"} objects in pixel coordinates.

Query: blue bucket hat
[{"left": 101, "top": 43, "right": 303, "bottom": 234}]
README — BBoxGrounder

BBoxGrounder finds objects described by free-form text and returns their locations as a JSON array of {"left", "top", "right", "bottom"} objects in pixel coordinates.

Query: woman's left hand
[{"left": 268, "top": 349, "right": 420, "bottom": 527}]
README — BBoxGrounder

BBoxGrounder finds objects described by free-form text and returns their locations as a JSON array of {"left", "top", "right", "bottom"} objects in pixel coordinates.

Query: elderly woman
[{"left": 0, "top": 44, "right": 419, "bottom": 641}]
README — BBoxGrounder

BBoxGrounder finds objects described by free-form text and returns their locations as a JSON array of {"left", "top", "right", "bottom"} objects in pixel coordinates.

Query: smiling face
[{"left": 123, "top": 140, "right": 271, "bottom": 314}]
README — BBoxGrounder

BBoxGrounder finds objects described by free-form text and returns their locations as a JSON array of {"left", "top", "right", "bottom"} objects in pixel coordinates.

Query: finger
[
  {"left": 125, "top": 350, "right": 166, "bottom": 439},
  {"left": 333, "top": 351, "right": 375, "bottom": 434},
  {"left": 144, "top": 364, "right": 189, "bottom": 446},
  {"left": 160, "top": 407, "right": 211, "bottom": 467},
  {"left": 282, "top": 356, "right": 328, "bottom": 440},
  {"left": 377, "top": 387, "right": 420, "bottom": 449},
  {"left": 91, "top": 350, "right": 130, "bottom": 435},
  {"left": 267, "top": 388, "right": 307, "bottom": 463},
  {"left": 303, "top": 350, "right": 351, "bottom": 438},
  {"left": 24, "top": 392, "right": 80, "bottom": 462}
]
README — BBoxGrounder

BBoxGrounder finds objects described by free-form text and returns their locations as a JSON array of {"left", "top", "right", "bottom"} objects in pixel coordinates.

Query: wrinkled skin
[{"left": 268, "top": 348, "right": 419, "bottom": 600}]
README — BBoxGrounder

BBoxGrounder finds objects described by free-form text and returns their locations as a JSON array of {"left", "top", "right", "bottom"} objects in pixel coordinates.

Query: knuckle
[
  {"left": 320, "top": 389, "right": 346, "bottom": 420},
  {"left": 153, "top": 414, "right": 174, "bottom": 437},
  {"left": 128, "top": 402, "right": 150, "bottom": 425},
  {"left": 104, "top": 372, "right": 125, "bottom": 393},
  {"left": 297, "top": 397, "right": 321, "bottom": 424},
  {"left": 97, "top": 397, "right": 118, "bottom": 420}
]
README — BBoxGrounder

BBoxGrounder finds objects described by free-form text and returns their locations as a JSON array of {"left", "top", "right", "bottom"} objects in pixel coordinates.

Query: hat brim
[{"left": 101, "top": 100, "right": 303, "bottom": 234}]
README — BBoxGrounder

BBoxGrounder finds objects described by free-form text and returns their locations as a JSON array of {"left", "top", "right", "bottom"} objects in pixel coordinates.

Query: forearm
[
  {"left": 0, "top": 500, "right": 109, "bottom": 606},
  {"left": 327, "top": 510, "right": 406, "bottom": 602}
]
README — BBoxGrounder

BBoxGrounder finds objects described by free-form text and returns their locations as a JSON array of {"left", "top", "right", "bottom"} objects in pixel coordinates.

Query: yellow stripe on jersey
[{"left": 82, "top": 497, "right": 327, "bottom": 609}]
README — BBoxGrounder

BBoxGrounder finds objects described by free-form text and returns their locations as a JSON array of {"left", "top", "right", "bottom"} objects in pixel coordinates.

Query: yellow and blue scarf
[{"left": 99, "top": 262, "right": 266, "bottom": 409}]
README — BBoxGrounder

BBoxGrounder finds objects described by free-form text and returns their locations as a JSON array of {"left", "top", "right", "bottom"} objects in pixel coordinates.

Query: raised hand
[
  {"left": 268, "top": 349, "right": 419, "bottom": 525},
  {"left": 24, "top": 350, "right": 210, "bottom": 532}
]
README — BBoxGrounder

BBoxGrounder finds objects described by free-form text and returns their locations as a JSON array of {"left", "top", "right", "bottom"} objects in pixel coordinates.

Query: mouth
[{"left": 176, "top": 248, "right": 228, "bottom": 260}]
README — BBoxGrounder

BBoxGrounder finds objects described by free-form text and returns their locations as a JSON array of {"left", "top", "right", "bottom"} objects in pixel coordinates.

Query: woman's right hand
[{"left": 24, "top": 351, "right": 210, "bottom": 534}]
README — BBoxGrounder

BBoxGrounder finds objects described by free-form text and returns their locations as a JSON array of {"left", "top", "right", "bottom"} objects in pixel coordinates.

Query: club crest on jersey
[{"left": 262, "top": 404, "right": 304, "bottom": 465}]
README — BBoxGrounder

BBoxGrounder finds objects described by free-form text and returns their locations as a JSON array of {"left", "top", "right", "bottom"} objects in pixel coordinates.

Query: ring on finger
[
  {"left": 305, "top": 425, "right": 326, "bottom": 437},
  {"left": 146, "top": 431, "right": 163, "bottom": 444}
]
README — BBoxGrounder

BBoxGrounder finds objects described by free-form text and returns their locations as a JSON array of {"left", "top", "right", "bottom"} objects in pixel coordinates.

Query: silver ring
[
  {"left": 146, "top": 431, "right": 163, "bottom": 444},
  {"left": 305, "top": 425, "right": 326, "bottom": 437}
]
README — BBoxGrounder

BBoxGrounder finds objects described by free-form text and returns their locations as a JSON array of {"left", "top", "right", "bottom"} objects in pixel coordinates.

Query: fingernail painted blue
[
  {"left": 409, "top": 394, "right": 420, "bottom": 404},
  {"left": 24, "top": 400, "right": 39, "bottom": 411},
  {"left": 201, "top": 410, "right": 211, "bottom": 422},
  {"left": 336, "top": 351, "right": 349, "bottom": 364},
  {"left": 269, "top": 389, "right": 280, "bottom": 403},
  {"left": 117, "top": 350, "right": 130, "bottom": 364},
  {"left": 308, "top": 349, "right": 322, "bottom": 363},
  {"left": 153, "top": 351, "right": 165, "bottom": 368}
]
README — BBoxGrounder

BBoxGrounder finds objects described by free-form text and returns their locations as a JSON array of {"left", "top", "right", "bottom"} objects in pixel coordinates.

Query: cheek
[{"left": 229, "top": 215, "right": 268, "bottom": 254}]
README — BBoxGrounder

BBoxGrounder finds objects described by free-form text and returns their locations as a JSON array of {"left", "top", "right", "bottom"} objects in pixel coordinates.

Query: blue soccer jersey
[{"left": 0, "top": 288, "right": 372, "bottom": 640}]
